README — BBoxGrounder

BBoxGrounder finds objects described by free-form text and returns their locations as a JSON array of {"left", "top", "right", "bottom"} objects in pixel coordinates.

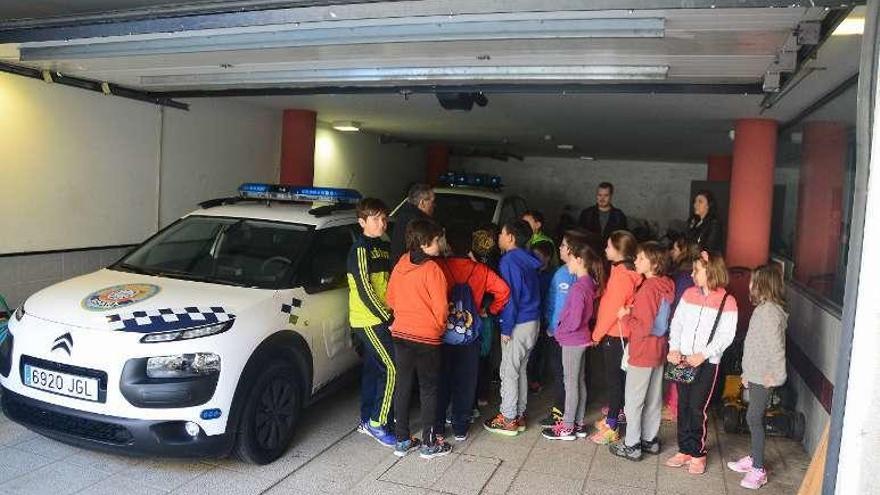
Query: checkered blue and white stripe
[{"left": 106, "top": 306, "right": 235, "bottom": 333}]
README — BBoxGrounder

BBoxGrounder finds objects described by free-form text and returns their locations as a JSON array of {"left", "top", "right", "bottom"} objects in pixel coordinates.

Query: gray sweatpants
[
  {"left": 499, "top": 321, "right": 540, "bottom": 419},
  {"left": 746, "top": 383, "right": 771, "bottom": 469},
  {"left": 623, "top": 364, "right": 664, "bottom": 447},
  {"left": 562, "top": 345, "right": 588, "bottom": 427}
]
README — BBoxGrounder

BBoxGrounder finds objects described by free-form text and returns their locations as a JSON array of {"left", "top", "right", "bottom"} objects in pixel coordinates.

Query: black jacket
[
  {"left": 390, "top": 202, "right": 429, "bottom": 264},
  {"left": 578, "top": 205, "right": 628, "bottom": 241},
  {"left": 686, "top": 216, "right": 724, "bottom": 253}
]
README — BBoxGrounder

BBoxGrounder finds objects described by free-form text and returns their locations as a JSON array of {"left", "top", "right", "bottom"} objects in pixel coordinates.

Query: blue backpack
[
  {"left": 651, "top": 297, "right": 672, "bottom": 337},
  {"left": 443, "top": 264, "right": 482, "bottom": 346}
]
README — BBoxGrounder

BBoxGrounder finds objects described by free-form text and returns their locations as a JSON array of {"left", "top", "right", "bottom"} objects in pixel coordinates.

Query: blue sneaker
[
  {"left": 357, "top": 421, "right": 370, "bottom": 435},
  {"left": 419, "top": 439, "right": 452, "bottom": 459},
  {"left": 365, "top": 423, "right": 396, "bottom": 448},
  {"left": 394, "top": 437, "right": 422, "bottom": 457}
]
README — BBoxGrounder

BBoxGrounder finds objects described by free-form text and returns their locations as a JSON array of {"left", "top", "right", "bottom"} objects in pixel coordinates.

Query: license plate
[{"left": 23, "top": 364, "right": 99, "bottom": 402}]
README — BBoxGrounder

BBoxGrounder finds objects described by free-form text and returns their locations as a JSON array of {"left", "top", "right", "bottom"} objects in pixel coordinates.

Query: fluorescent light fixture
[
  {"left": 579, "top": 156, "right": 595, "bottom": 160},
  {"left": 556, "top": 144, "right": 574, "bottom": 150},
  {"left": 140, "top": 65, "right": 669, "bottom": 87},
  {"left": 20, "top": 15, "right": 664, "bottom": 61},
  {"left": 832, "top": 17, "right": 864, "bottom": 36},
  {"left": 332, "top": 121, "right": 361, "bottom": 132}
]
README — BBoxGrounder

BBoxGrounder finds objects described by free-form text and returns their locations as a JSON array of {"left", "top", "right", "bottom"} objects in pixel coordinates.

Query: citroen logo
[{"left": 51, "top": 333, "right": 73, "bottom": 356}]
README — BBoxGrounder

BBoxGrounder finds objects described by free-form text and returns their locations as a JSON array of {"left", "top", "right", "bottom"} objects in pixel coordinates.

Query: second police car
[{"left": 0, "top": 184, "right": 364, "bottom": 464}]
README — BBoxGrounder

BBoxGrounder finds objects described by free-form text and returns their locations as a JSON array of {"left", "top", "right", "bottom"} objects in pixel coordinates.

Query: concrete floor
[{"left": 0, "top": 381, "right": 810, "bottom": 495}]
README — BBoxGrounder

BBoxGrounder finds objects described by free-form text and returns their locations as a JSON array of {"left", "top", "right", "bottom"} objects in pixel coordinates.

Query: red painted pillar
[
  {"left": 279, "top": 109, "right": 317, "bottom": 185},
  {"left": 726, "top": 119, "right": 778, "bottom": 268},
  {"left": 426, "top": 144, "right": 450, "bottom": 185},
  {"left": 707, "top": 154, "right": 733, "bottom": 181},
  {"left": 793, "top": 121, "right": 847, "bottom": 292}
]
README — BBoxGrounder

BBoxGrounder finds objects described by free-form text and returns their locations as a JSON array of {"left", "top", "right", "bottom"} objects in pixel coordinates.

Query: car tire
[{"left": 233, "top": 360, "right": 303, "bottom": 465}]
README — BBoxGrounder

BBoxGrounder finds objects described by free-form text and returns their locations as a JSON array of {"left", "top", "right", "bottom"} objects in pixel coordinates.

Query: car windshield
[
  {"left": 433, "top": 193, "right": 498, "bottom": 233},
  {"left": 111, "top": 216, "right": 312, "bottom": 289}
]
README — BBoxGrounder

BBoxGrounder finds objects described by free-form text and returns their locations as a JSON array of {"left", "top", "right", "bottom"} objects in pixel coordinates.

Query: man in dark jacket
[
  {"left": 578, "top": 182, "right": 628, "bottom": 241},
  {"left": 390, "top": 183, "right": 435, "bottom": 263}
]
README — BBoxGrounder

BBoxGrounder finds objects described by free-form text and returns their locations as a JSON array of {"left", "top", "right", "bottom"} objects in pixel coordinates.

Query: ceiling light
[
  {"left": 579, "top": 156, "right": 595, "bottom": 160},
  {"left": 20, "top": 16, "right": 665, "bottom": 61},
  {"left": 140, "top": 65, "right": 669, "bottom": 87},
  {"left": 832, "top": 17, "right": 864, "bottom": 36},
  {"left": 557, "top": 144, "right": 574, "bottom": 150},
  {"left": 332, "top": 121, "right": 361, "bottom": 132}
]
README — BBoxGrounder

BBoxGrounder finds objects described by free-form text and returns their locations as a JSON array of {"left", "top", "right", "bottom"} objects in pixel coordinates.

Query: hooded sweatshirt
[
  {"left": 386, "top": 251, "right": 448, "bottom": 345},
  {"left": 741, "top": 301, "right": 788, "bottom": 387},
  {"left": 592, "top": 262, "right": 643, "bottom": 342},
  {"left": 498, "top": 247, "right": 543, "bottom": 336},
  {"left": 544, "top": 266, "right": 578, "bottom": 335},
  {"left": 553, "top": 275, "right": 597, "bottom": 347},
  {"left": 620, "top": 276, "right": 675, "bottom": 367},
  {"left": 439, "top": 257, "right": 511, "bottom": 316}
]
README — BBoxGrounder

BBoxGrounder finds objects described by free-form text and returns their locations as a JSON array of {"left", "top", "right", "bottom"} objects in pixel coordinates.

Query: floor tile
[
  {"left": 481, "top": 465, "right": 518, "bottom": 495},
  {"left": 169, "top": 467, "right": 274, "bottom": 495},
  {"left": 431, "top": 454, "right": 500, "bottom": 495},
  {"left": 0, "top": 460, "right": 106, "bottom": 495},
  {"left": 116, "top": 458, "right": 213, "bottom": 492},
  {"left": 16, "top": 436, "right": 80, "bottom": 461},
  {"left": 508, "top": 470, "right": 584, "bottom": 495},
  {"left": 75, "top": 474, "right": 168, "bottom": 495},
  {"left": 0, "top": 447, "right": 53, "bottom": 484},
  {"left": 584, "top": 480, "right": 655, "bottom": 495},
  {"left": 522, "top": 442, "right": 595, "bottom": 480},
  {"left": 587, "top": 446, "right": 658, "bottom": 490},
  {"left": 380, "top": 451, "right": 458, "bottom": 489}
]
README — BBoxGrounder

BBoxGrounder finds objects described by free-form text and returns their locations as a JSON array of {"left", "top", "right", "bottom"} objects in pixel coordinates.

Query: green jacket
[{"left": 346, "top": 234, "right": 392, "bottom": 328}]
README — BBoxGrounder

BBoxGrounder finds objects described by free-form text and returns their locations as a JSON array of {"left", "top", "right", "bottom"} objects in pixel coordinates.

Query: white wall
[
  {"left": 313, "top": 125, "right": 426, "bottom": 206},
  {"left": 159, "top": 99, "right": 281, "bottom": 226},
  {"left": 0, "top": 73, "right": 160, "bottom": 253},
  {"left": 455, "top": 156, "right": 706, "bottom": 235}
]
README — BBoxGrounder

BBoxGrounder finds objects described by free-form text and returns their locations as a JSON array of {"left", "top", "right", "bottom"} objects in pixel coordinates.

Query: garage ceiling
[{"left": 0, "top": 0, "right": 864, "bottom": 161}]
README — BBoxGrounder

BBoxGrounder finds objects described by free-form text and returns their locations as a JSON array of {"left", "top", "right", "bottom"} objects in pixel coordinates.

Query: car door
[{"left": 286, "top": 223, "right": 360, "bottom": 391}]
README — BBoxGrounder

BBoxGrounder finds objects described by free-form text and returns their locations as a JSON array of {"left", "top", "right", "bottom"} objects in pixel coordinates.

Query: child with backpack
[
  {"left": 436, "top": 228, "right": 510, "bottom": 441},
  {"left": 484, "top": 220, "right": 543, "bottom": 436},
  {"left": 542, "top": 237, "right": 604, "bottom": 440},
  {"left": 727, "top": 264, "right": 788, "bottom": 490},
  {"left": 609, "top": 242, "right": 674, "bottom": 460},
  {"left": 665, "top": 250, "right": 737, "bottom": 474},
  {"left": 590, "top": 230, "right": 642, "bottom": 444},
  {"left": 386, "top": 218, "right": 451, "bottom": 459}
]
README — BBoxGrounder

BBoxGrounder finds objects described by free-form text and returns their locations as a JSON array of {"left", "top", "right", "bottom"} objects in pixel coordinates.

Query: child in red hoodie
[
  {"left": 435, "top": 228, "right": 510, "bottom": 441},
  {"left": 387, "top": 218, "right": 450, "bottom": 459},
  {"left": 610, "top": 241, "right": 674, "bottom": 461}
]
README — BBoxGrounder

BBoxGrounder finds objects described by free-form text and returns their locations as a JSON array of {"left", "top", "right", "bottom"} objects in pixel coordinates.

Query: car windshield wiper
[
  {"left": 152, "top": 269, "right": 253, "bottom": 288},
  {"left": 111, "top": 263, "right": 157, "bottom": 276}
]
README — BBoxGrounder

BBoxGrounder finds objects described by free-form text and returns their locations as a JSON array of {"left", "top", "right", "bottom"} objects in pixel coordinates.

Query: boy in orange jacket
[{"left": 387, "top": 218, "right": 451, "bottom": 459}]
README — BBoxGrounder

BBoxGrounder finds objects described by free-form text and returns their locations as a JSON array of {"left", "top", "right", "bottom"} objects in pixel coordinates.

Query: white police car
[{"left": 0, "top": 184, "right": 363, "bottom": 464}]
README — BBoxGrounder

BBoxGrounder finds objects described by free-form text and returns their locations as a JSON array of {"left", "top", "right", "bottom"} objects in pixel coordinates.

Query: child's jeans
[
  {"left": 623, "top": 364, "right": 664, "bottom": 447},
  {"left": 435, "top": 340, "right": 480, "bottom": 435},
  {"left": 499, "top": 321, "right": 539, "bottom": 419},
  {"left": 393, "top": 337, "right": 442, "bottom": 445}
]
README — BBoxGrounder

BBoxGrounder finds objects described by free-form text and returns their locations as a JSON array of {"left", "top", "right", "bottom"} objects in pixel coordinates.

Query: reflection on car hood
[{"left": 23, "top": 269, "right": 270, "bottom": 331}]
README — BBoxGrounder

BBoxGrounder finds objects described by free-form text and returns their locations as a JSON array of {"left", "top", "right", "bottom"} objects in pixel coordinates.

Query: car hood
[{"left": 23, "top": 269, "right": 271, "bottom": 332}]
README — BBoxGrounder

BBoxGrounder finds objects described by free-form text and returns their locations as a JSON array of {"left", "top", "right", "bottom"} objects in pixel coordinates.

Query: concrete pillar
[
  {"left": 426, "top": 144, "right": 450, "bottom": 185},
  {"left": 279, "top": 109, "right": 317, "bottom": 185},
  {"left": 707, "top": 154, "right": 733, "bottom": 181},
  {"left": 793, "top": 121, "right": 847, "bottom": 292},
  {"left": 726, "top": 119, "right": 778, "bottom": 268}
]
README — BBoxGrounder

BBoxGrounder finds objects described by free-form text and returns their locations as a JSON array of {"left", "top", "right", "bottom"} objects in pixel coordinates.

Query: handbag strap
[{"left": 703, "top": 291, "right": 730, "bottom": 351}]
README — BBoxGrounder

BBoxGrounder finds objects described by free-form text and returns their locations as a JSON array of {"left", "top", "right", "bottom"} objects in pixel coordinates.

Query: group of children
[{"left": 347, "top": 195, "right": 789, "bottom": 490}]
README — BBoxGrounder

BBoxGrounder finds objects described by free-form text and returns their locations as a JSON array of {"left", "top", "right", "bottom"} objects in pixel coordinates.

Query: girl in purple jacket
[{"left": 543, "top": 235, "right": 605, "bottom": 441}]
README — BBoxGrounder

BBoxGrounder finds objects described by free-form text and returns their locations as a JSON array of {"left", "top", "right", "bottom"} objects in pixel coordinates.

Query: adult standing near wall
[
  {"left": 686, "top": 190, "right": 724, "bottom": 254},
  {"left": 579, "top": 182, "right": 628, "bottom": 243},
  {"left": 390, "top": 183, "right": 436, "bottom": 263}
]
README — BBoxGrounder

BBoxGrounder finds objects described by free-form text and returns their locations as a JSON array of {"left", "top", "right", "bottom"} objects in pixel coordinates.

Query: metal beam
[
  {"left": 778, "top": 72, "right": 859, "bottom": 133},
  {"left": 156, "top": 82, "right": 764, "bottom": 98},
  {"left": 0, "top": 0, "right": 863, "bottom": 44},
  {"left": 760, "top": 7, "right": 854, "bottom": 110},
  {"left": 0, "top": 62, "right": 189, "bottom": 110}
]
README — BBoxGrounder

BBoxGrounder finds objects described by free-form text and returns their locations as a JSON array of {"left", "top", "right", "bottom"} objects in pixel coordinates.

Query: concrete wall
[
  {"left": 313, "top": 125, "right": 426, "bottom": 206},
  {"left": 455, "top": 156, "right": 706, "bottom": 235}
]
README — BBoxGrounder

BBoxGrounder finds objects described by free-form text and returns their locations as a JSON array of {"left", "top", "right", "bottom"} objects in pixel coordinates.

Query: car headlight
[
  {"left": 140, "top": 320, "right": 232, "bottom": 343},
  {"left": 146, "top": 353, "right": 220, "bottom": 379}
]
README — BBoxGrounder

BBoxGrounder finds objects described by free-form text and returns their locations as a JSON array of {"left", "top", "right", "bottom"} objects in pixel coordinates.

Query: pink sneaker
[
  {"left": 740, "top": 468, "right": 768, "bottom": 490},
  {"left": 727, "top": 456, "right": 754, "bottom": 474}
]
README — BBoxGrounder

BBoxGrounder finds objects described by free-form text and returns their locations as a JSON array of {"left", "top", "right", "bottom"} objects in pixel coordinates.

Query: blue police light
[
  {"left": 200, "top": 408, "right": 222, "bottom": 420},
  {"left": 238, "top": 183, "right": 362, "bottom": 203},
  {"left": 438, "top": 172, "right": 503, "bottom": 190}
]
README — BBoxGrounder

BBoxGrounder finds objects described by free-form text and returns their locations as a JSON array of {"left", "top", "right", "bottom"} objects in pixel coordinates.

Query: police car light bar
[
  {"left": 238, "top": 183, "right": 362, "bottom": 203},
  {"left": 438, "top": 172, "right": 503, "bottom": 189}
]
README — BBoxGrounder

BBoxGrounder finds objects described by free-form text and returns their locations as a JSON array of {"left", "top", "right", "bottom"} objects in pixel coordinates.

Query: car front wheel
[{"left": 233, "top": 361, "right": 302, "bottom": 464}]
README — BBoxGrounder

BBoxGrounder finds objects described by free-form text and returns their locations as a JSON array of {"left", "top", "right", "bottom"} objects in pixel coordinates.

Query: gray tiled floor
[{"left": 0, "top": 382, "right": 809, "bottom": 495}]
